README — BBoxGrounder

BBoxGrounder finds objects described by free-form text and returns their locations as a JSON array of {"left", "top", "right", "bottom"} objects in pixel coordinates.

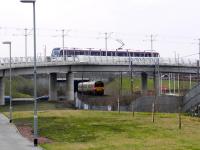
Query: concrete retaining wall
[
  {"left": 131, "top": 95, "right": 181, "bottom": 113},
  {"left": 182, "top": 84, "right": 200, "bottom": 112}
]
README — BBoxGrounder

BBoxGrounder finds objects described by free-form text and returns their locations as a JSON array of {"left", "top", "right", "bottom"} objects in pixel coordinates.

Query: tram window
[
  {"left": 91, "top": 51, "right": 96, "bottom": 56},
  {"left": 130, "top": 52, "right": 134, "bottom": 57},
  {"left": 91, "top": 51, "right": 95, "bottom": 56},
  {"left": 52, "top": 50, "right": 60, "bottom": 57},
  {"left": 96, "top": 51, "right": 100, "bottom": 56},
  {"left": 64, "top": 51, "right": 67, "bottom": 56},
  {"left": 118, "top": 52, "right": 125, "bottom": 56},
  {"left": 60, "top": 51, "right": 63, "bottom": 56},
  {"left": 145, "top": 53, "right": 151, "bottom": 57},
  {"left": 75, "top": 51, "right": 79, "bottom": 55},
  {"left": 134, "top": 53, "right": 139, "bottom": 57},
  {"left": 79, "top": 51, "right": 84, "bottom": 55},
  {"left": 95, "top": 51, "right": 100, "bottom": 56},
  {"left": 102, "top": 51, "right": 106, "bottom": 56},
  {"left": 111, "top": 52, "right": 115, "bottom": 56},
  {"left": 68, "top": 51, "right": 74, "bottom": 56},
  {"left": 83, "top": 50, "right": 88, "bottom": 55},
  {"left": 117, "top": 52, "right": 121, "bottom": 56},
  {"left": 107, "top": 52, "right": 111, "bottom": 56}
]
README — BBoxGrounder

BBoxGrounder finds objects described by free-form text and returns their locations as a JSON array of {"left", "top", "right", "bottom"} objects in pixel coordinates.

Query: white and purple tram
[{"left": 51, "top": 47, "right": 159, "bottom": 58}]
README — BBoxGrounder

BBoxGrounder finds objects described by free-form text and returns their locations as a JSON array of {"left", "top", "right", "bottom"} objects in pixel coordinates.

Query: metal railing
[{"left": 0, "top": 56, "right": 198, "bottom": 69}]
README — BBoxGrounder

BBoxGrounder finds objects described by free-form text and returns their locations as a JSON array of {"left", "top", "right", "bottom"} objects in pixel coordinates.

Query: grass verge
[{"left": 1, "top": 102, "right": 200, "bottom": 150}]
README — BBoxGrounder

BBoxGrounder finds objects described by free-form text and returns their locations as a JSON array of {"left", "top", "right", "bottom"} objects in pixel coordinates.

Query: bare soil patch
[{"left": 17, "top": 124, "right": 52, "bottom": 144}]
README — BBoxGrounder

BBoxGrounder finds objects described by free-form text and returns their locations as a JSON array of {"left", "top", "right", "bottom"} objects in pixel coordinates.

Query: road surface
[{"left": 0, "top": 113, "right": 42, "bottom": 150}]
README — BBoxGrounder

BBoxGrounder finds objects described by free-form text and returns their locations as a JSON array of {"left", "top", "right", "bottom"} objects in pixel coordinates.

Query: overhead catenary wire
[{"left": 1, "top": 26, "right": 200, "bottom": 59}]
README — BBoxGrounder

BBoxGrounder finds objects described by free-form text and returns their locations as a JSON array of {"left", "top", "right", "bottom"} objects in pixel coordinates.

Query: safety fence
[{"left": 0, "top": 56, "right": 198, "bottom": 69}]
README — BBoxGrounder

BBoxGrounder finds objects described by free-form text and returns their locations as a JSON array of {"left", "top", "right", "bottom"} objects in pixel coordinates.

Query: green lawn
[
  {"left": 106, "top": 77, "right": 197, "bottom": 93},
  {"left": 1, "top": 103, "right": 200, "bottom": 150}
]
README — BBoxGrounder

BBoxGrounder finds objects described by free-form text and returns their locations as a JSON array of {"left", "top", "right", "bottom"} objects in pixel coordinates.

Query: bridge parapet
[{"left": 0, "top": 56, "right": 198, "bottom": 68}]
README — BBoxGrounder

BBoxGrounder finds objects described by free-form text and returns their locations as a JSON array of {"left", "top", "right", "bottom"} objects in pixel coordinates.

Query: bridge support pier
[
  {"left": 66, "top": 72, "right": 74, "bottom": 101},
  {"left": 0, "top": 77, "right": 5, "bottom": 105},
  {"left": 141, "top": 72, "right": 148, "bottom": 95},
  {"left": 49, "top": 73, "right": 57, "bottom": 101}
]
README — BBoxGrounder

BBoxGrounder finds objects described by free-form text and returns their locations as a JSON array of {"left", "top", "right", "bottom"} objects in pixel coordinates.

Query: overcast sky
[{"left": 0, "top": 0, "right": 200, "bottom": 59}]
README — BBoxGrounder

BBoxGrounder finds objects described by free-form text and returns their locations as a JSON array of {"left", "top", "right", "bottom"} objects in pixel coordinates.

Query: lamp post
[
  {"left": 2, "top": 41, "right": 12, "bottom": 123},
  {"left": 25, "top": 28, "right": 28, "bottom": 63},
  {"left": 20, "top": 0, "right": 38, "bottom": 146}
]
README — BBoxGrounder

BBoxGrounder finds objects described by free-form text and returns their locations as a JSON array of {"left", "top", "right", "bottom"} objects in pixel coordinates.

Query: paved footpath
[{"left": 0, "top": 113, "right": 42, "bottom": 150}]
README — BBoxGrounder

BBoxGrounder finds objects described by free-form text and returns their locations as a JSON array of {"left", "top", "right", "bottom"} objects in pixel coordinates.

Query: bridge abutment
[
  {"left": 66, "top": 72, "right": 74, "bottom": 101},
  {"left": 49, "top": 73, "right": 57, "bottom": 101},
  {"left": 141, "top": 72, "right": 148, "bottom": 95},
  {"left": 0, "top": 77, "right": 5, "bottom": 105}
]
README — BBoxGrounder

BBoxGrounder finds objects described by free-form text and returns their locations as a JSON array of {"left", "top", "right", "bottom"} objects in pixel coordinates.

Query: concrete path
[{"left": 0, "top": 113, "right": 42, "bottom": 150}]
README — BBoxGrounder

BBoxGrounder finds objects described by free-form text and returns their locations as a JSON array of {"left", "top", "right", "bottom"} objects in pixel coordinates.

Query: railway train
[
  {"left": 78, "top": 81, "right": 104, "bottom": 96},
  {"left": 51, "top": 47, "right": 159, "bottom": 58}
]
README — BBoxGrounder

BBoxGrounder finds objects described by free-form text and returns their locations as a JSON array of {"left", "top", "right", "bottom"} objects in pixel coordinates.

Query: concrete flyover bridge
[{"left": 0, "top": 55, "right": 199, "bottom": 105}]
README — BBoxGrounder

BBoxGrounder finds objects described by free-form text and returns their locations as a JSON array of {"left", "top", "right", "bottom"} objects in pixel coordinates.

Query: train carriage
[{"left": 78, "top": 81, "right": 104, "bottom": 96}]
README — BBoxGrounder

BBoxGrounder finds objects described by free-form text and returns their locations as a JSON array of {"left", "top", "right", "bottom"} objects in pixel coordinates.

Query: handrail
[{"left": 0, "top": 56, "right": 199, "bottom": 67}]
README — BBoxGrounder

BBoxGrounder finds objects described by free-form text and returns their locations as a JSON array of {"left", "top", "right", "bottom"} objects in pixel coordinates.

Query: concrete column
[
  {"left": 153, "top": 72, "right": 160, "bottom": 96},
  {"left": 66, "top": 72, "right": 74, "bottom": 101},
  {"left": 0, "top": 77, "right": 5, "bottom": 105},
  {"left": 141, "top": 72, "right": 148, "bottom": 95},
  {"left": 49, "top": 73, "right": 57, "bottom": 100}
]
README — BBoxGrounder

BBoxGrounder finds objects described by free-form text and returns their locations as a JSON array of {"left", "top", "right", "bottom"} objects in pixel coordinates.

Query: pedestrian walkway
[{"left": 0, "top": 113, "right": 42, "bottom": 150}]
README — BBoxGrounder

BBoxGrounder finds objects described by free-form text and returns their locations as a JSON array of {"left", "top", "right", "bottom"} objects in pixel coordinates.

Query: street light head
[
  {"left": 2, "top": 41, "right": 11, "bottom": 45},
  {"left": 20, "top": 0, "right": 36, "bottom": 3}
]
